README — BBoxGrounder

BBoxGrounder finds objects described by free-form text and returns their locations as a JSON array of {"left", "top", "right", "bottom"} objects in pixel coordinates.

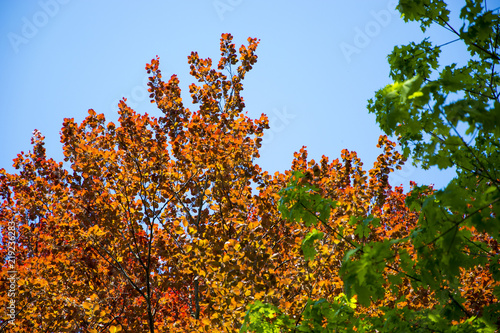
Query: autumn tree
[
  {"left": 1, "top": 33, "right": 411, "bottom": 333},
  {"left": 3, "top": 1, "right": 498, "bottom": 330},
  {"left": 0, "top": 33, "right": 269, "bottom": 332}
]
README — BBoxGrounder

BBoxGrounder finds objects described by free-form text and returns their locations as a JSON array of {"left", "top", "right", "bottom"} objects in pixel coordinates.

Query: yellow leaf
[
  {"left": 408, "top": 91, "right": 423, "bottom": 99},
  {"left": 231, "top": 297, "right": 238, "bottom": 308},
  {"left": 248, "top": 221, "right": 259, "bottom": 230},
  {"left": 82, "top": 301, "right": 92, "bottom": 310},
  {"left": 109, "top": 325, "right": 122, "bottom": 333}
]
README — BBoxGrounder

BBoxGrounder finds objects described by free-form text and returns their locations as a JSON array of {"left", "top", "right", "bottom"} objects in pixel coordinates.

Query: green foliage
[
  {"left": 398, "top": 0, "right": 450, "bottom": 31},
  {"left": 297, "top": 296, "right": 363, "bottom": 333},
  {"left": 241, "top": 295, "right": 364, "bottom": 333},
  {"left": 301, "top": 229, "right": 324, "bottom": 261},
  {"left": 367, "top": 0, "right": 500, "bottom": 330},
  {"left": 368, "top": 0, "right": 500, "bottom": 300},
  {"left": 278, "top": 171, "right": 336, "bottom": 227},
  {"left": 240, "top": 301, "right": 294, "bottom": 333},
  {"left": 341, "top": 239, "right": 397, "bottom": 307},
  {"left": 349, "top": 215, "right": 380, "bottom": 240}
]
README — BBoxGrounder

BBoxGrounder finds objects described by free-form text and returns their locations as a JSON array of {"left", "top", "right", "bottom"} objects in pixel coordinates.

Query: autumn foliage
[{"left": 1, "top": 32, "right": 498, "bottom": 333}]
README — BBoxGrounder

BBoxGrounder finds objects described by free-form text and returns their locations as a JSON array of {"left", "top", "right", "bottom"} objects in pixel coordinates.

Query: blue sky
[{"left": 1, "top": 0, "right": 471, "bottom": 190}]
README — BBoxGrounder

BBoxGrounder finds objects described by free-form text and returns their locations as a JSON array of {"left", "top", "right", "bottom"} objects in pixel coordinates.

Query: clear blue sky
[{"left": 1, "top": 0, "right": 470, "bottom": 190}]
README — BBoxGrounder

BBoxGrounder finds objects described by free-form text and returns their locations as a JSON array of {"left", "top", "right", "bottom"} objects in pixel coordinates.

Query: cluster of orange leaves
[{"left": 0, "top": 34, "right": 497, "bottom": 332}]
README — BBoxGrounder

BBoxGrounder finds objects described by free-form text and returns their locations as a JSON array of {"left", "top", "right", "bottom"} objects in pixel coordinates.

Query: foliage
[
  {"left": 368, "top": 0, "right": 500, "bottom": 328},
  {"left": 240, "top": 301, "right": 294, "bottom": 333},
  {"left": 242, "top": 137, "right": 430, "bottom": 332},
  {"left": 2, "top": 1, "right": 499, "bottom": 331},
  {"left": 0, "top": 32, "right": 428, "bottom": 332},
  {"left": 242, "top": 0, "right": 500, "bottom": 332},
  {"left": 0, "top": 33, "right": 423, "bottom": 333},
  {"left": 0, "top": 33, "right": 273, "bottom": 332}
]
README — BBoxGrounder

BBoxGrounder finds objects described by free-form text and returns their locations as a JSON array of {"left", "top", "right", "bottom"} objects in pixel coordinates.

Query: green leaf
[
  {"left": 302, "top": 229, "right": 324, "bottom": 261},
  {"left": 240, "top": 301, "right": 293, "bottom": 333}
]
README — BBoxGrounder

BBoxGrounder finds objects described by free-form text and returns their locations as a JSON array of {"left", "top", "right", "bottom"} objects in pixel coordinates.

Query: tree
[
  {"left": 367, "top": 0, "right": 500, "bottom": 328},
  {"left": 242, "top": 0, "right": 499, "bottom": 332},
  {"left": 0, "top": 33, "right": 270, "bottom": 332},
  {"left": 3, "top": 1, "right": 498, "bottom": 329},
  {"left": 0, "top": 31, "right": 443, "bottom": 332},
  {"left": 2, "top": 33, "right": 412, "bottom": 333}
]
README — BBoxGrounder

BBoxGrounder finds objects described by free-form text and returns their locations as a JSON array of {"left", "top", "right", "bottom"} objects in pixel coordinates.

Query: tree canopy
[{"left": 1, "top": 1, "right": 499, "bottom": 332}]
